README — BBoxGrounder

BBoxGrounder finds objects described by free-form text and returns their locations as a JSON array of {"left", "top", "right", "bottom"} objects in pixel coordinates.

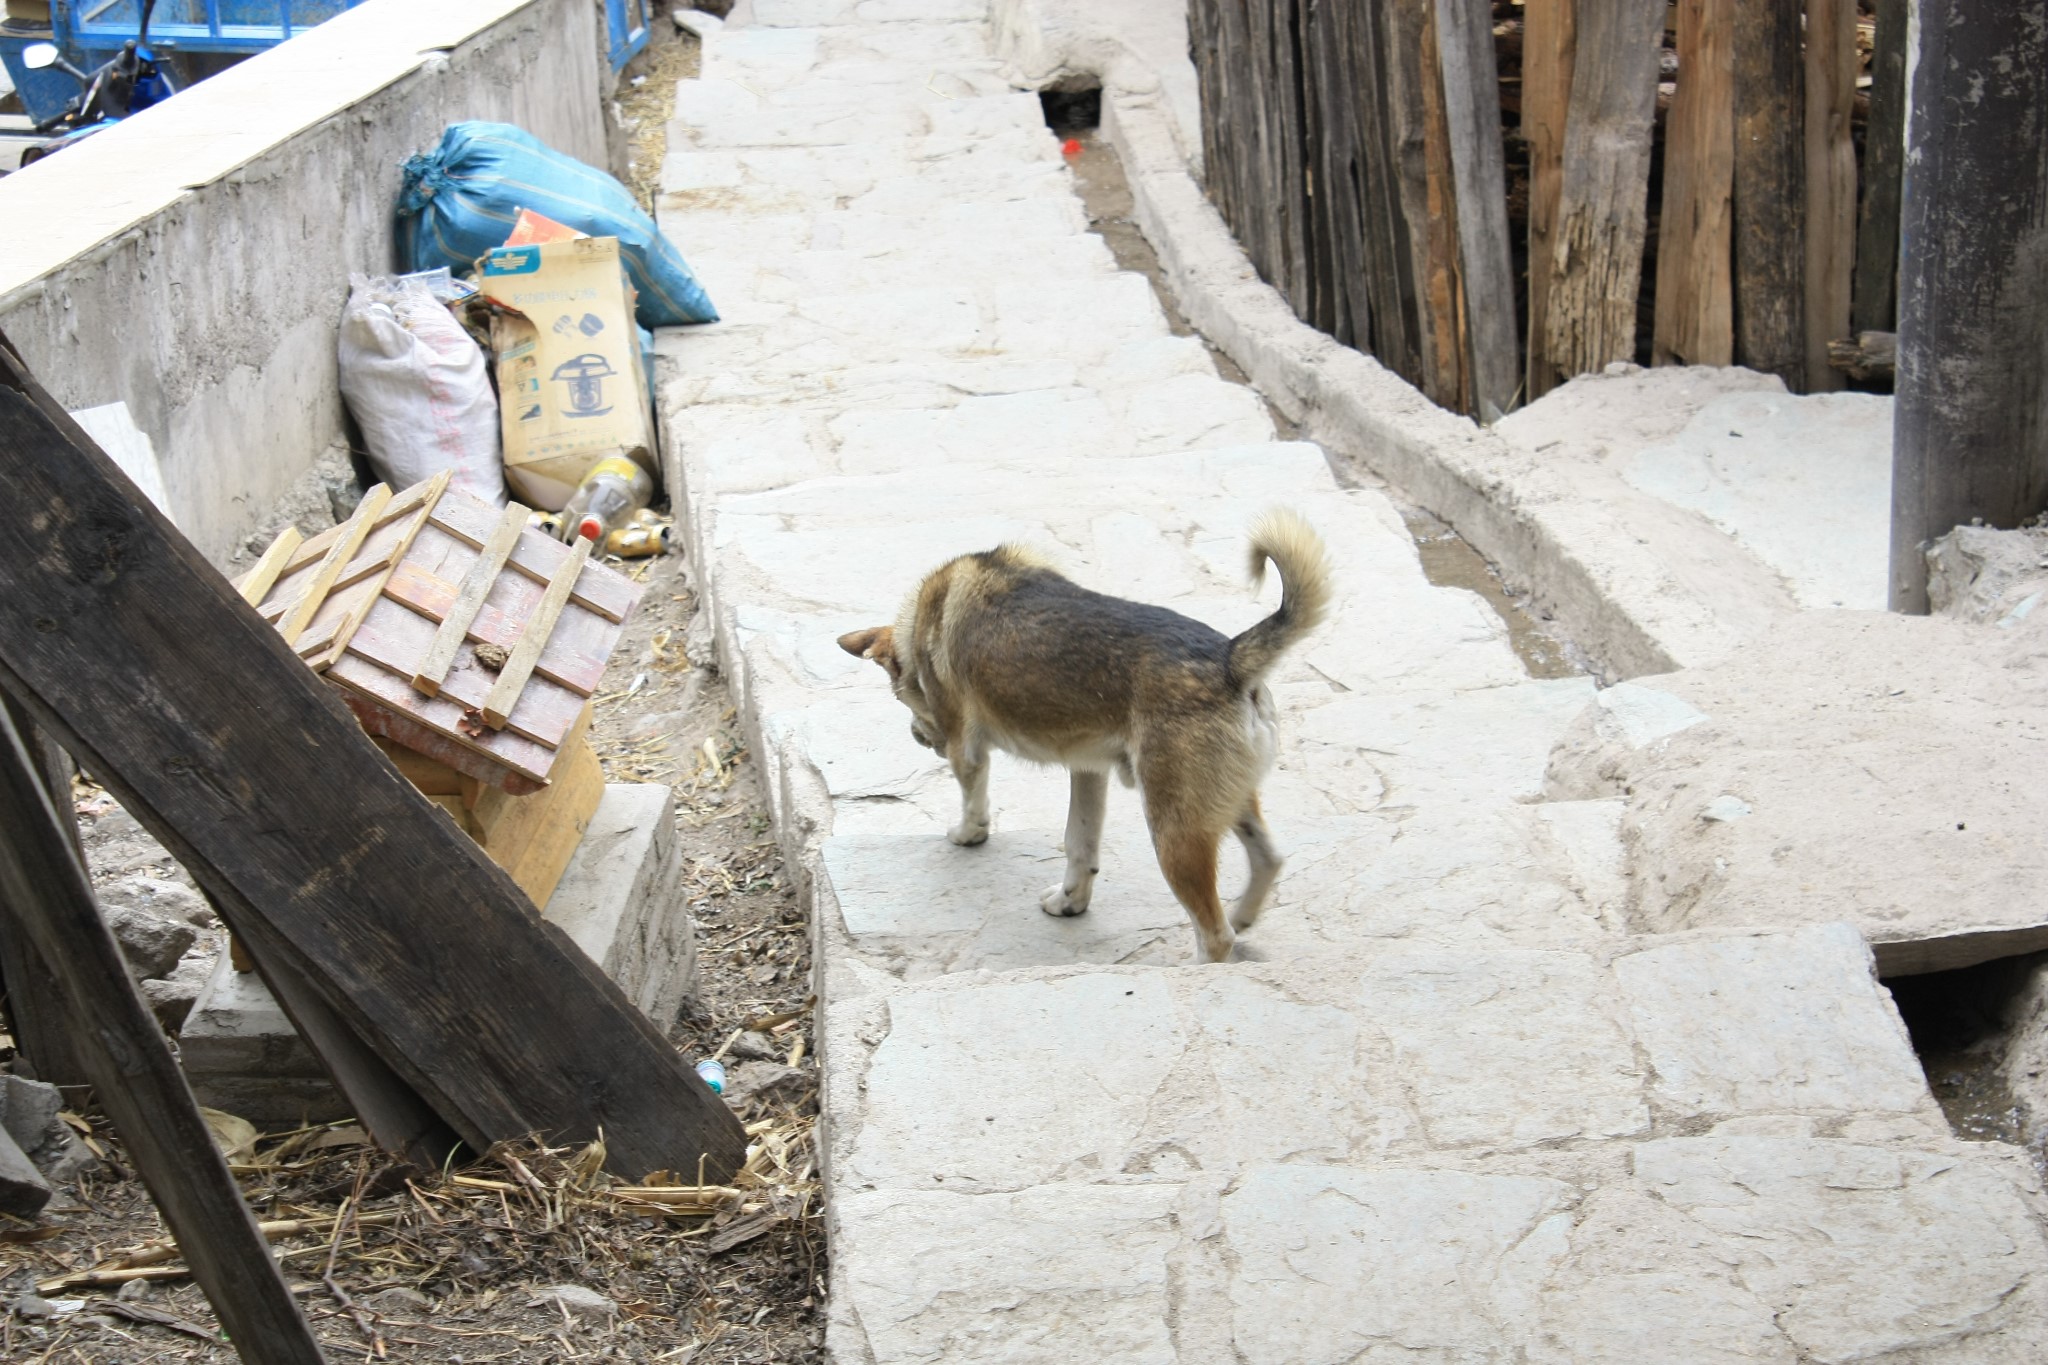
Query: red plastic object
[{"left": 1061, "top": 137, "right": 1083, "bottom": 160}]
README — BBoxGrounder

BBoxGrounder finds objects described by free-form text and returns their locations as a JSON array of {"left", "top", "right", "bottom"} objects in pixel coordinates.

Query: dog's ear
[
  {"left": 838, "top": 626, "right": 887, "bottom": 659},
  {"left": 837, "top": 626, "right": 902, "bottom": 681}
]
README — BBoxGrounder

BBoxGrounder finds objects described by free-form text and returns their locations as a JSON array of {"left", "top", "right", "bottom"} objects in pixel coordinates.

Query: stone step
[
  {"left": 669, "top": 80, "right": 1042, "bottom": 150},
  {"left": 819, "top": 926, "right": 2048, "bottom": 1363}
]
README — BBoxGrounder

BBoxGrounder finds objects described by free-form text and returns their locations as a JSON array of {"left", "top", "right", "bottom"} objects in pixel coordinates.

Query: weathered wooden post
[{"left": 1890, "top": 0, "right": 2048, "bottom": 612}]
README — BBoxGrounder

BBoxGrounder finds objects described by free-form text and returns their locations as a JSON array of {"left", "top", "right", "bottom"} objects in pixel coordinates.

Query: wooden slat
[
  {"left": 0, "top": 693, "right": 88, "bottom": 1088},
  {"left": 1802, "top": 0, "right": 1858, "bottom": 392},
  {"left": 344, "top": 693, "right": 548, "bottom": 796},
  {"left": 0, "top": 705, "right": 326, "bottom": 1363},
  {"left": 274, "top": 475, "right": 446, "bottom": 579},
  {"left": 1432, "top": 0, "right": 1519, "bottom": 420},
  {"left": 1730, "top": 0, "right": 1804, "bottom": 388},
  {"left": 412, "top": 498, "right": 529, "bottom": 698},
  {"left": 307, "top": 471, "right": 452, "bottom": 673},
  {"left": 0, "top": 335, "right": 747, "bottom": 1183},
  {"left": 484, "top": 538, "right": 591, "bottom": 730},
  {"left": 1522, "top": 0, "right": 1577, "bottom": 400},
  {"left": 332, "top": 656, "right": 564, "bottom": 789},
  {"left": 234, "top": 526, "right": 302, "bottom": 607},
  {"left": 1652, "top": 0, "right": 1735, "bottom": 367},
  {"left": 343, "top": 605, "right": 588, "bottom": 750},
  {"left": 381, "top": 560, "right": 610, "bottom": 694},
  {"left": 276, "top": 483, "right": 391, "bottom": 646},
  {"left": 1414, "top": 0, "right": 1468, "bottom": 413},
  {"left": 428, "top": 489, "right": 634, "bottom": 624},
  {"left": 1542, "top": 0, "right": 1663, "bottom": 383},
  {"left": 1850, "top": 0, "right": 1907, "bottom": 336}
]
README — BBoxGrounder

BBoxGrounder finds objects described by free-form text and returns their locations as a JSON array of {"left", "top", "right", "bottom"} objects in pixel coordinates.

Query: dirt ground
[{"left": 0, "top": 538, "right": 824, "bottom": 1365}]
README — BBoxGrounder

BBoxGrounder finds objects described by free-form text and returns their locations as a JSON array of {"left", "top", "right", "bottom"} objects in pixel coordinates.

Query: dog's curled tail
[{"left": 1230, "top": 508, "right": 1333, "bottom": 689}]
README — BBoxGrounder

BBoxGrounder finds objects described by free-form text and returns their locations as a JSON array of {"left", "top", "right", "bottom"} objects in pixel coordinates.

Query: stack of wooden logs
[{"left": 1189, "top": 0, "right": 1903, "bottom": 419}]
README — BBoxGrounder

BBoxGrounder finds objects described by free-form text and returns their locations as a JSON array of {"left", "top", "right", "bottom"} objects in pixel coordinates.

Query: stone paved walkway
[{"left": 656, "top": 5, "right": 2048, "bottom": 1360}]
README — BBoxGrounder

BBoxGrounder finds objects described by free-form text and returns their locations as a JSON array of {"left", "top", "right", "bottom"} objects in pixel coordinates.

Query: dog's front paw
[
  {"left": 948, "top": 822, "right": 990, "bottom": 847},
  {"left": 1040, "top": 884, "right": 1090, "bottom": 917}
]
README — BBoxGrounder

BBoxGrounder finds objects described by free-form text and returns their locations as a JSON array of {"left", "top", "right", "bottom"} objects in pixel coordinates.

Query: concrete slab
[
  {"left": 1546, "top": 612, "right": 2048, "bottom": 975},
  {"left": 180, "top": 783, "right": 699, "bottom": 1127}
]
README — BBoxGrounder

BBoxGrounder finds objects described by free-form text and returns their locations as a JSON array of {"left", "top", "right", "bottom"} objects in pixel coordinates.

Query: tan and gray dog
[{"left": 836, "top": 509, "right": 1331, "bottom": 963}]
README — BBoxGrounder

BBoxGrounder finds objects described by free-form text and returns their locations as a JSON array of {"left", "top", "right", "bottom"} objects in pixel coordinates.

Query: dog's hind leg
[
  {"left": 1229, "top": 796, "right": 1284, "bottom": 932},
  {"left": 1042, "top": 769, "right": 1108, "bottom": 917},
  {"left": 1153, "top": 821, "right": 1234, "bottom": 963},
  {"left": 947, "top": 739, "right": 991, "bottom": 846}
]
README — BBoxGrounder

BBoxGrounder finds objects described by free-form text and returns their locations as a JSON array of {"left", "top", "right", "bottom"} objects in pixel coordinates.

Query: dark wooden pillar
[{"left": 1891, "top": 0, "right": 2048, "bottom": 612}]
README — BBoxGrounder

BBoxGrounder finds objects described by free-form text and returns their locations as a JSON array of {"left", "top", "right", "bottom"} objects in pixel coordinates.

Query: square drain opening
[{"left": 1883, "top": 954, "right": 2048, "bottom": 1156}]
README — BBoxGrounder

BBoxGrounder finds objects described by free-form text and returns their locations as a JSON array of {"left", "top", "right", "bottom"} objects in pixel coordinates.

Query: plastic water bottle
[
  {"left": 559, "top": 455, "right": 653, "bottom": 544},
  {"left": 695, "top": 1058, "right": 726, "bottom": 1094}
]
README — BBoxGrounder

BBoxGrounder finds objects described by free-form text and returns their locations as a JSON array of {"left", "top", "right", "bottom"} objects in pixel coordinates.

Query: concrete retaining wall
[{"left": 0, "top": 0, "right": 604, "bottom": 564}]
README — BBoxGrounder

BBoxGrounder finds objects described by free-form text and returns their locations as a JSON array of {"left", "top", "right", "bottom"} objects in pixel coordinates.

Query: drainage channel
[
  {"left": 1044, "top": 92, "right": 1583, "bottom": 683},
  {"left": 1885, "top": 957, "right": 2045, "bottom": 1160}
]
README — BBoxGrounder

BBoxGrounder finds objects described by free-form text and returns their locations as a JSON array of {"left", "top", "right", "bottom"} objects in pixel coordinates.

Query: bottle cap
[{"left": 576, "top": 516, "right": 603, "bottom": 542}]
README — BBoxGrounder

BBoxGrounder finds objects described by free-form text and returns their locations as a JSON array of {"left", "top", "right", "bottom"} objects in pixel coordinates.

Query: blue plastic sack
[{"left": 397, "top": 122, "right": 718, "bottom": 328}]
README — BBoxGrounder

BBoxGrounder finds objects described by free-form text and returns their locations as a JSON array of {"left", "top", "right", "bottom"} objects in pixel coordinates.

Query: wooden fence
[{"left": 1188, "top": 0, "right": 1904, "bottom": 420}]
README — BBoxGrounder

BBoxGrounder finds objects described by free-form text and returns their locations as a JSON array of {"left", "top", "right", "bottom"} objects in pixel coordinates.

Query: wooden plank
[
  {"left": 1729, "top": 0, "right": 1803, "bottom": 387},
  {"left": 344, "top": 694, "right": 548, "bottom": 796},
  {"left": 1522, "top": 0, "right": 1576, "bottom": 400},
  {"left": 484, "top": 538, "right": 592, "bottom": 730},
  {"left": 274, "top": 475, "right": 446, "bottom": 580},
  {"left": 233, "top": 526, "right": 302, "bottom": 606},
  {"left": 428, "top": 492, "right": 636, "bottom": 623},
  {"left": 1803, "top": 0, "right": 1858, "bottom": 392},
  {"left": 0, "top": 331, "right": 748, "bottom": 1183},
  {"left": 1542, "top": 0, "right": 1663, "bottom": 384},
  {"left": 306, "top": 471, "right": 452, "bottom": 673},
  {"left": 0, "top": 693, "right": 89, "bottom": 1089},
  {"left": 344, "top": 605, "right": 589, "bottom": 750},
  {"left": 1851, "top": 0, "right": 1907, "bottom": 336},
  {"left": 468, "top": 699, "right": 604, "bottom": 911},
  {"left": 375, "top": 738, "right": 468, "bottom": 796},
  {"left": 276, "top": 483, "right": 391, "bottom": 646},
  {"left": 1652, "top": 0, "right": 1735, "bottom": 367},
  {"left": 1413, "top": 0, "right": 1469, "bottom": 413},
  {"left": 1431, "top": 0, "right": 1521, "bottom": 420},
  {"left": 413, "top": 498, "right": 529, "bottom": 698},
  {"left": 0, "top": 706, "right": 325, "bottom": 1364},
  {"left": 381, "top": 560, "right": 611, "bottom": 695},
  {"left": 1889, "top": 0, "right": 2048, "bottom": 611},
  {"left": 330, "top": 653, "right": 568, "bottom": 789}
]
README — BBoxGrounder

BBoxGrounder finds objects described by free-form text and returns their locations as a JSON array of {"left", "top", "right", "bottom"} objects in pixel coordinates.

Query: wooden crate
[
  {"left": 234, "top": 473, "right": 642, "bottom": 793},
  {"left": 234, "top": 476, "right": 642, "bottom": 908}
]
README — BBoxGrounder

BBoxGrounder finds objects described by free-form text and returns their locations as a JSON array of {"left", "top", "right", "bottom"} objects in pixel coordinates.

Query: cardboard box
[{"left": 479, "top": 236, "right": 655, "bottom": 510}]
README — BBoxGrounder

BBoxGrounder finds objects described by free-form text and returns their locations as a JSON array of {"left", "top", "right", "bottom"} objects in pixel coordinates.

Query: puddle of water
[{"left": 1056, "top": 119, "right": 1580, "bottom": 682}]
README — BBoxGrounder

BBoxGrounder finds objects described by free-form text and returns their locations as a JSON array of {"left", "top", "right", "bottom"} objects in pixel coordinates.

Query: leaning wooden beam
[
  {"left": 0, "top": 706, "right": 325, "bottom": 1364},
  {"left": 0, "top": 329, "right": 749, "bottom": 1182},
  {"left": 1432, "top": 0, "right": 1521, "bottom": 420},
  {"left": 1890, "top": 0, "right": 2048, "bottom": 612},
  {"left": 1541, "top": 0, "right": 1663, "bottom": 387},
  {"left": 1730, "top": 0, "right": 1804, "bottom": 387},
  {"left": 1850, "top": 0, "right": 1908, "bottom": 336},
  {"left": 1652, "top": 0, "right": 1735, "bottom": 367},
  {"left": 0, "top": 693, "right": 89, "bottom": 1088},
  {"left": 1802, "top": 0, "right": 1858, "bottom": 393},
  {"left": 1521, "top": 0, "right": 1576, "bottom": 401}
]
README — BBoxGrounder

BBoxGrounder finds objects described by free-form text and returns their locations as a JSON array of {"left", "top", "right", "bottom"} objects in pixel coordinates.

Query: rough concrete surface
[
  {"left": 655, "top": 3, "right": 2048, "bottom": 1359},
  {"left": 0, "top": 0, "right": 607, "bottom": 564},
  {"left": 1547, "top": 610, "right": 2048, "bottom": 976}
]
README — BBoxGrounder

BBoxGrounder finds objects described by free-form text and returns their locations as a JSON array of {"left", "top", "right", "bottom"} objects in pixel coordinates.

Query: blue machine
[{"left": 6, "top": 0, "right": 650, "bottom": 129}]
